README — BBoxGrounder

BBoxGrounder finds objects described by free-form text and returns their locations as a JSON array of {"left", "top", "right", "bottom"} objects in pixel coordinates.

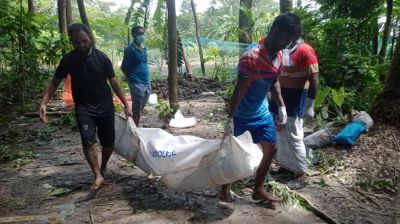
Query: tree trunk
[
  {"left": 182, "top": 47, "right": 192, "bottom": 75},
  {"left": 66, "top": 0, "right": 72, "bottom": 28},
  {"left": 378, "top": 0, "right": 393, "bottom": 64},
  {"left": 280, "top": 0, "right": 293, "bottom": 13},
  {"left": 167, "top": 0, "right": 179, "bottom": 112},
  {"left": 239, "top": 0, "right": 253, "bottom": 55},
  {"left": 28, "top": 0, "right": 35, "bottom": 13},
  {"left": 77, "top": 0, "right": 90, "bottom": 29},
  {"left": 58, "top": 0, "right": 67, "bottom": 35},
  {"left": 389, "top": 18, "right": 399, "bottom": 59},
  {"left": 372, "top": 20, "right": 379, "bottom": 56},
  {"left": 239, "top": 0, "right": 253, "bottom": 45},
  {"left": 370, "top": 35, "right": 400, "bottom": 127},
  {"left": 190, "top": 0, "right": 205, "bottom": 76}
]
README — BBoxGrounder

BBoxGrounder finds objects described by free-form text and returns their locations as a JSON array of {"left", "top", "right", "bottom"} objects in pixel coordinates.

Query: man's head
[
  {"left": 265, "top": 13, "right": 302, "bottom": 52},
  {"left": 131, "top": 25, "right": 145, "bottom": 45},
  {"left": 68, "top": 23, "right": 94, "bottom": 55}
]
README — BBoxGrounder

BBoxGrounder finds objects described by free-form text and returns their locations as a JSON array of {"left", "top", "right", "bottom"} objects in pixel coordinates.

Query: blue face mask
[{"left": 135, "top": 34, "right": 145, "bottom": 44}]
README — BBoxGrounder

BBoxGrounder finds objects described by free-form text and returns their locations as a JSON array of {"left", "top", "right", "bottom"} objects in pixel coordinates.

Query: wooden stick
[
  {"left": 89, "top": 211, "right": 94, "bottom": 224},
  {"left": 392, "top": 133, "right": 400, "bottom": 151},
  {"left": 297, "top": 193, "right": 341, "bottom": 224}
]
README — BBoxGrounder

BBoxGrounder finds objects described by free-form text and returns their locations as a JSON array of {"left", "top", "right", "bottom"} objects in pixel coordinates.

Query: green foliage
[
  {"left": 130, "top": 0, "right": 151, "bottom": 29},
  {"left": 267, "top": 182, "right": 308, "bottom": 207},
  {"left": 315, "top": 86, "right": 354, "bottom": 127},
  {"left": 198, "top": 0, "right": 279, "bottom": 41},
  {"left": 59, "top": 111, "right": 78, "bottom": 131},
  {"left": 358, "top": 179, "right": 398, "bottom": 194},
  {"left": 203, "top": 43, "right": 236, "bottom": 81},
  {"left": 296, "top": 1, "right": 387, "bottom": 113},
  {"left": 185, "top": 100, "right": 193, "bottom": 115},
  {"left": 155, "top": 99, "right": 174, "bottom": 120},
  {"left": 316, "top": 152, "right": 345, "bottom": 175},
  {"left": 0, "top": 1, "right": 67, "bottom": 106},
  {"left": 220, "top": 81, "right": 235, "bottom": 111},
  {"left": 43, "top": 183, "right": 72, "bottom": 196},
  {"left": 0, "top": 145, "right": 34, "bottom": 162}
]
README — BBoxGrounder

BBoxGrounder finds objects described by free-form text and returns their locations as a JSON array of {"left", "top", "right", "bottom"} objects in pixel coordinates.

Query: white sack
[
  {"left": 169, "top": 110, "right": 197, "bottom": 128},
  {"left": 114, "top": 114, "right": 262, "bottom": 191}
]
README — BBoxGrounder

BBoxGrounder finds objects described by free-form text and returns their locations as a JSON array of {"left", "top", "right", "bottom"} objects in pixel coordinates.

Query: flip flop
[{"left": 287, "top": 178, "right": 308, "bottom": 190}]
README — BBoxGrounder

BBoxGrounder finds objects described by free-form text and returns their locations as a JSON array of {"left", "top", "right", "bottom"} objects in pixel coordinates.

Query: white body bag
[{"left": 114, "top": 114, "right": 262, "bottom": 191}]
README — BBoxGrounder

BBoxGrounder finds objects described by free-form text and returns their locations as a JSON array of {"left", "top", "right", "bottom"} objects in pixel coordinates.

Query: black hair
[
  {"left": 269, "top": 13, "right": 302, "bottom": 37},
  {"left": 67, "top": 23, "right": 95, "bottom": 46},
  {"left": 131, "top": 25, "right": 144, "bottom": 35}
]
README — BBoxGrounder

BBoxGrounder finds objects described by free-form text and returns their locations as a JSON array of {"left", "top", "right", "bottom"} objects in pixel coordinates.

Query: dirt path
[{"left": 1, "top": 95, "right": 398, "bottom": 223}]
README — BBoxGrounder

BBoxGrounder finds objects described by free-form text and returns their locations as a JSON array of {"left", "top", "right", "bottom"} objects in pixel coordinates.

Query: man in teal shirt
[{"left": 121, "top": 25, "right": 151, "bottom": 126}]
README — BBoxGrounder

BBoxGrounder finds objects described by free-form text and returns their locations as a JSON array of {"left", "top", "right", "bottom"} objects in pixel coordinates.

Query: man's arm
[
  {"left": 120, "top": 48, "right": 131, "bottom": 76},
  {"left": 39, "top": 78, "right": 62, "bottom": 122},
  {"left": 271, "top": 79, "right": 287, "bottom": 124},
  {"left": 271, "top": 79, "right": 285, "bottom": 107},
  {"left": 228, "top": 76, "right": 248, "bottom": 118},
  {"left": 109, "top": 77, "right": 132, "bottom": 117},
  {"left": 307, "top": 72, "right": 319, "bottom": 99}
]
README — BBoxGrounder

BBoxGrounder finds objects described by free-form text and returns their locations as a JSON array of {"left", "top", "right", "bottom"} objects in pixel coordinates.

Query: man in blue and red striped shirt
[{"left": 220, "top": 13, "right": 302, "bottom": 203}]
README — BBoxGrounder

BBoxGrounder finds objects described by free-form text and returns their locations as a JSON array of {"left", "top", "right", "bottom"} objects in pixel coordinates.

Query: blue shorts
[
  {"left": 234, "top": 113, "right": 276, "bottom": 144},
  {"left": 128, "top": 82, "right": 151, "bottom": 117}
]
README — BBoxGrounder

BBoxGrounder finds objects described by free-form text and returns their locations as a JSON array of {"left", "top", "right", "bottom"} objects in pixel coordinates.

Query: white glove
[
  {"left": 305, "top": 98, "right": 315, "bottom": 118},
  {"left": 278, "top": 107, "right": 287, "bottom": 125},
  {"left": 224, "top": 118, "right": 234, "bottom": 136}
]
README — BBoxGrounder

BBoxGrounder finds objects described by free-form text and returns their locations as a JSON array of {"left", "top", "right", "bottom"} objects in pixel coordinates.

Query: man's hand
[
  {"left": 39, "top": 104, "right": 48, "bottom": 123},
  {"left": 224, "top": 118, "right": 234, "bottom": 136},
  {"left": 278, "top": 107, "right": 287, "bottom": 125},
  {"left": 305, "top": 98, "right": 315, "bottom": 118},
  {"left": 124, "top": 105, "right": 133, "bottom": 117}
]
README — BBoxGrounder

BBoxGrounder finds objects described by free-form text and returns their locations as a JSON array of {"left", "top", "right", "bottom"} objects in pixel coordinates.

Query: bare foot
[
  {"left": 218, "top": 190, "right": 235, "bottom": 202},
  {"left": 90, "top": 176, "right": 106, "bottom": 190},
  {"left": 252, "top": 189, "right": 282, "bottom": 202}
]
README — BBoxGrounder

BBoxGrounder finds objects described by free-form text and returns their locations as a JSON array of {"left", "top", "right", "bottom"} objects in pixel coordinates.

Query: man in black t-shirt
[{"left": 39, "top": 23, "right": 132, "bottom": 190}]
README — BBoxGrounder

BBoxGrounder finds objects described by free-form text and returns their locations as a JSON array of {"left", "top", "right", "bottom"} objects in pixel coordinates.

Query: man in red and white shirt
[{"left": 270, "top": 32, "right": 319, "bottom": 189}]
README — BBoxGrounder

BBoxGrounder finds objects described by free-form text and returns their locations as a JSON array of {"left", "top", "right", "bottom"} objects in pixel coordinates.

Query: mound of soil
[{"left": 151, "top": 75, "right": 227, "bottom": 100}]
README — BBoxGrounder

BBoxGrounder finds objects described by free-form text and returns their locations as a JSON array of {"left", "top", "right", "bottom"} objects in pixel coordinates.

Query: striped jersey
[
  {"left": 235, "top": 38, "right": 282, "bottom": 119},
  {"left": 270, "top": 41, "right": 319, "bottom": 117}
]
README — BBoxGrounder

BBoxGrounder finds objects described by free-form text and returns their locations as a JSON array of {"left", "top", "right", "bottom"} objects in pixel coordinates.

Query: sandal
[{"left": 287, "top": 178, "right": 308, "bottom": 190}]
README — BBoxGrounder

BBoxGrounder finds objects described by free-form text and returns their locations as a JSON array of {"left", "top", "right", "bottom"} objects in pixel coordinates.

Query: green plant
[
  {"left": 266, "top": 181, "right": 308, "bottom": 207},
  {"left": 0, "top": 145, "right": 34, "bottom": 162},
  {"left": 43, "top": 183, "right": 72, "bottom": 196},
  {"left": 59, "top": 111, "right": 78, "bottom": 131},
  {"left": 185, "top": 100, "right": 193, "bottom": 115},
  {"left": 357, "top": 178, "right": 398, "bottom": 194},
  {"left": 220, "top": 81, "right": 235, "bottom": 111},
  {"left": 314, "top": 86, "right": 354, "bottom": 127},
  {"left": 317, "top": 152, "right": 345, "bottom": 175},
  {"left": 155, "top": 99, "right": 174, "bottom": 120}
]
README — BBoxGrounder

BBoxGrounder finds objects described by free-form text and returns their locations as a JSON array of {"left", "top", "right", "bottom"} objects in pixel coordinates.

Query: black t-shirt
[{"left": 54, "top": 48, "right": 115, "bottom": 116}]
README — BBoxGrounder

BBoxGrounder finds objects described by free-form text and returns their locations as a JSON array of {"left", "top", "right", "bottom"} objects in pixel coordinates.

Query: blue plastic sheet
[{"left": 335, "top": 122, "right": 366, "bottom": 145}]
